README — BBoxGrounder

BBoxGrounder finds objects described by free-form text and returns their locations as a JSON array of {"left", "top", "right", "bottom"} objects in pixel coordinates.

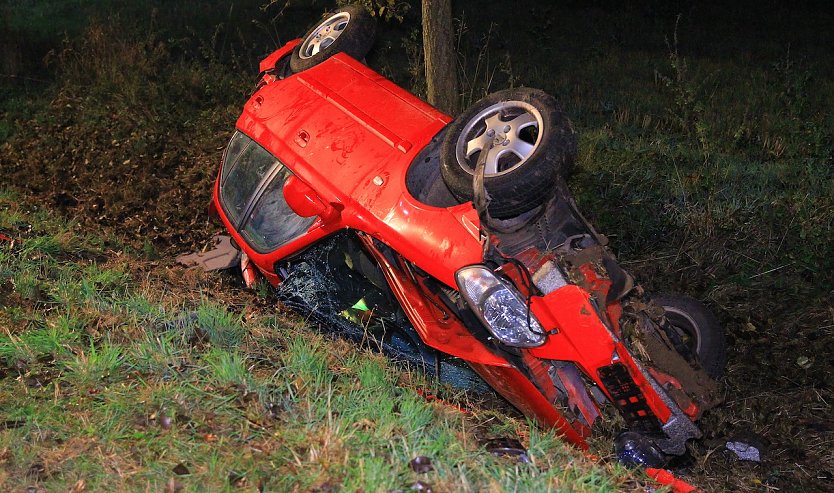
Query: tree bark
[{"left": 422, "top": 0, "right": 459, "bottom": 115}]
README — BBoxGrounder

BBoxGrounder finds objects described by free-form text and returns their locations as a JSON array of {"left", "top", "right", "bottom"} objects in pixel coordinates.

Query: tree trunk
[{"left": 422, "top": 0, "right": 459, "bottom": 115}]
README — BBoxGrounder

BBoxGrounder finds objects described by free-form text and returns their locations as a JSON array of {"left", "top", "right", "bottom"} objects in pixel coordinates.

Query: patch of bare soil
[{"left": 1, "top": 101, "right": 222, "bottom": 255}]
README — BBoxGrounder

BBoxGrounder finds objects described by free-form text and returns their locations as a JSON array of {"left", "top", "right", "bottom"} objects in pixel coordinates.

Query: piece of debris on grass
[
  {"left": 724, "top": 430, "right": 767, "bottom": 463},
  {"left": 176, "top": 234, "right": 239, "bottom": 271},
  {"left": 484, "top": 437, "right": 531, "bottom": 464},
  {"left": 409, "top": 481, "right": 433, "bottom": 492},
  {"left": 726, "top": 440, "right": 762, "bottom": 462},
  {"left": 409, "top": 456, "right": 434, "bottom": 473}
]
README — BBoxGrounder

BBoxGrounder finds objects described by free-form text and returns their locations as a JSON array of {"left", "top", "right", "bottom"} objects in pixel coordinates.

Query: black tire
[
  {"left": 289, "top": 4, "right": 377, "bottom": 73},
  {"left": 439, "top": 88, "right": 577, "bottom": 219},
  {"left": 654, "top": 294, "right": 727, "bottom": 378}
]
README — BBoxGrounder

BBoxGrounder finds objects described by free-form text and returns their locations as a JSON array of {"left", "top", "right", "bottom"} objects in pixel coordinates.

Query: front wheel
[
  {"left": 439, "top": 88, "right": 577, "bottom": 219},
  {"left": 655, "top": 294, "right": 727, "bottom": 378}
]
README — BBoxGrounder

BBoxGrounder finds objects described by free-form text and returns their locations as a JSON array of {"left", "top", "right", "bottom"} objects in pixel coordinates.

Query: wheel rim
[
  {"left": 298, "top": 12, "right": 351, "bottom": 59},
  {"left": 663, "top": 306, "right": 703, "bottom": 356},
  {"left": 455, "top": 100, "right": 544, "bottom": 176}
]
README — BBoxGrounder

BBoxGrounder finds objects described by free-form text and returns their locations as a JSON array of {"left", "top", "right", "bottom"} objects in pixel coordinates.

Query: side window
[
  {"left": 220, "top": 132, "right": 249, "bottom": 183},
  {"left": 240, "top": 166, "right": 317, "bottom": 252},
  {"left": 219, "top": 133, "right": 277, "bottom": 226}
]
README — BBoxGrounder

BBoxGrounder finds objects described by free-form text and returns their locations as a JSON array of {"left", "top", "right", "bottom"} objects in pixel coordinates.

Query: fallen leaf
[{"left": 69, "top": 479, "right": 86, "bottom": 493}]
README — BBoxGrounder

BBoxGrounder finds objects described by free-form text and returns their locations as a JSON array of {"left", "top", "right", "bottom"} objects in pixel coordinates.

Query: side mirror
[{"left": 283, "top": 175, "right": 339, "bottom": 221}]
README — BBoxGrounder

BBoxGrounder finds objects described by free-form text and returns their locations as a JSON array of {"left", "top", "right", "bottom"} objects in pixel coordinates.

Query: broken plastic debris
[
  {"left": 726, "top": 440, "right": 761, "bottom": 462},
  {"left": 796, "top": 355, "right": 812, "bottom": 369},
  {"left": 176, "top": 235, "right": 240, "bottom": 271}
]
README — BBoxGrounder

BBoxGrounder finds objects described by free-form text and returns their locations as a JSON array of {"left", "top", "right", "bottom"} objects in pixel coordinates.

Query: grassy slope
[{"left": 0, "top": 191, "right": 645, "bottom": 491}]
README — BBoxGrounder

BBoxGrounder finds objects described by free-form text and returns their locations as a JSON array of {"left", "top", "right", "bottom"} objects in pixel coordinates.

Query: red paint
[
  {"left": 645, "top": 468, "right": 699, "bottom": 492},
  {"left": 649, "top": 368, "right": 701, "bottom": 419},
  {"left": 258, "top": 40, "right": 300, "bottom": 80}
]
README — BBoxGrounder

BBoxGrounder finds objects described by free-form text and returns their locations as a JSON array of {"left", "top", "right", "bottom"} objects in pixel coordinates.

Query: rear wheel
[
  {"left": 289, "top": 4, "right": 377, "bottom": 73},
  {"left": 654, "top": 294, "right": 727, "bottom": 378}
]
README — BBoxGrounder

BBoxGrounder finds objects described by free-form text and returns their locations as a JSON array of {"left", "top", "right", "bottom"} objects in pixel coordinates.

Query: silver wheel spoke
[
  {"left": 507, "top": 139, "right": 534, "bottom": 160},
  {"left": 507, "top": 112, "right": 537, "bottom": 131},
  {"left": 465, "top": 131, "right": 493, "bottom": 157},
  {"left": 308, "top": 39, "right": 323, "bottom": 56}
]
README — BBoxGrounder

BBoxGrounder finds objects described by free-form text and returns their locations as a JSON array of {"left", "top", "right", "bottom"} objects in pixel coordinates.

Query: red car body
[{"left": 212, "top": 38, "right": 716, "bottom": 464}]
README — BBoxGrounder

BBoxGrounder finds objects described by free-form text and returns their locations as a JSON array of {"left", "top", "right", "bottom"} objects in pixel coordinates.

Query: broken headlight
[{"left": 455, "top": 265, "right": 546, "bottom": 348}]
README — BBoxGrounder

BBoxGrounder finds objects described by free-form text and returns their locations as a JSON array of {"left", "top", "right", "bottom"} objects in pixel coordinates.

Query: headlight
[{"left": 455, "top": 265, "right": 546, "bottom": 348}]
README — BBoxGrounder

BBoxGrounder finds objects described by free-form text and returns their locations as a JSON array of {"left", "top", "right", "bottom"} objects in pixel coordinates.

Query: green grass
[{"left": 0, "top": 193, "right": 645, "bottom": 491}]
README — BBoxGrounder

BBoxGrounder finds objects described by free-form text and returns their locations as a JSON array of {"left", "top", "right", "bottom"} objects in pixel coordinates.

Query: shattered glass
[{"left": 275, "top": 231, "right": 490, "bottom": 392}]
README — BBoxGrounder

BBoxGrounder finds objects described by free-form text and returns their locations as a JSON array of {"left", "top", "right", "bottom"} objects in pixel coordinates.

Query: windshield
[{"left": 219, "top": 132, "right": 317, "bottom": 253}]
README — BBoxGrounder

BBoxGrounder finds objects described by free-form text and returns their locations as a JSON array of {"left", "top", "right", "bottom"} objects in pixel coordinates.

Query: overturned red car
[{"left": 210, "top": 4, "right": 725, "bottom": 469}]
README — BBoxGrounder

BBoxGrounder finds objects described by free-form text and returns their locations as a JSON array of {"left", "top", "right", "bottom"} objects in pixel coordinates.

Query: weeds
[
  {"left": 653, "top": 15, "right": 714, "bottom": 159},
  {"left": 63, "top": 342, "right": 124, "bottom": 385},
  {"left": 0, "top": 314, "right": 80, "bottom": 363},
  {"left": 203, "top": 348, "right": 250, "bottom": 387},
  {"left": 196, "top": 300, "right": 246, "bottom": 349},
  {"left": 455, "top": 16, "right": 516, "bottom": 108}
]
